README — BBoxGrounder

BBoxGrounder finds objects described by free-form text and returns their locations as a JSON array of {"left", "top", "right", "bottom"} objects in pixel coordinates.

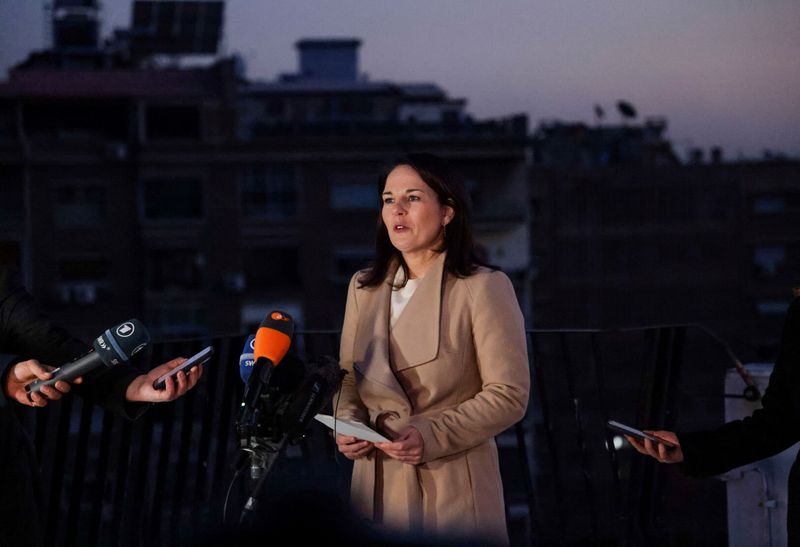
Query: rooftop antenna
[
  {"left": 593, "top": 104, "right": 605, "bottom": 126},
  {"left": 43, "top": 1, "right": 52, "bottom": 50}
]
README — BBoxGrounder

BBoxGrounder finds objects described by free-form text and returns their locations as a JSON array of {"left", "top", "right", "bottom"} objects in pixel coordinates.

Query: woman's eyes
[{"left": 383, "top": 195, "right": 421, "bottom": 204}]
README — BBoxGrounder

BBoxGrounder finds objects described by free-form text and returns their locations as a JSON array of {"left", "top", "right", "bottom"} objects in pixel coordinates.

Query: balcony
[{"left": 17, "top": 325, "right": 744, "bottom": 545}]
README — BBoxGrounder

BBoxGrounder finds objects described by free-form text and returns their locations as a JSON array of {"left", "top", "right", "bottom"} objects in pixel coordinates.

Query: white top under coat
[{"left": 390, "top": 268, "right": 421, "bottom": 329}]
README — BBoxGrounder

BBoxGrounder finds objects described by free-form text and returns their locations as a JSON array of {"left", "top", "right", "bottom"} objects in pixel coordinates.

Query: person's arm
[
  {"left": 628, "top": 297, "right": 800, "bottom": 475},
  {"left": 406, "top": 271, "right": 530, "bottom": 463},
  {"left": 678, "top": 297, "right": 800, "bottom": 476},
  {"left": 0, "top": 287, "right": 101, "bottom": 408},
  {"left": 334, "top": 273, "right": 374, "bottom": 460},
  {"left": 0, "top": 287, "right": 200, "bottom": 417}
]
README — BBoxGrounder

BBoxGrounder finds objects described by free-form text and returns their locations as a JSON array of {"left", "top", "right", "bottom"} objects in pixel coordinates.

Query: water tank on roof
[{"left": 52, "top": 0, "right": 100, "bottom": 51}]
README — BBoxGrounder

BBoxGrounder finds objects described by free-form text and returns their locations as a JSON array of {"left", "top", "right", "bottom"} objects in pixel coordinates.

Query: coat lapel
[
  {"left": 352, "top": 260, "right": 408, "bottom": 400},
  {"left": 390, "top": 252, "right": 444, "bottom": 369}
]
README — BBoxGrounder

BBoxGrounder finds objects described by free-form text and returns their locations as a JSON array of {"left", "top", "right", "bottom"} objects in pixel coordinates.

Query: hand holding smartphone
[
  {"left": 152, "top": 346, "right": 213, "bottom": 390},
  {"left": 606, "top": 420, "right": 677, "bottom": 448}
]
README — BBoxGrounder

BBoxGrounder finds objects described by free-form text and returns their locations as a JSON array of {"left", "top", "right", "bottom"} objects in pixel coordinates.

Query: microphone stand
[{"left": 239, "top": 434, "right": 289, "bottom": 525}]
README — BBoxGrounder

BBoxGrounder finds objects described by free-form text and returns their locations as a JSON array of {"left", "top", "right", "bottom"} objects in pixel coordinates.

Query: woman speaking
[{"left": 335, "top": 153, "right": 530, "bottom": 545}]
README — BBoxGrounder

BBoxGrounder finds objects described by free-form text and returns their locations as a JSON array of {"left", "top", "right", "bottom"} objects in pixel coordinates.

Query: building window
[
  {"left": 756, "top": 300, "right": 787, "bottom": 315},
  {"left": 145, "top": 105, "right": 200, "bottom": 140},
  {"left": 54, "top": 257, "right": 110, "bottom": 306},
  {"left": 53, "top": 184, "right": 107, "bottom": 227},
  {"left": 353, "top": 98, "right": 374, "bottom": 117},
  {"left": 266, "top": 98, "right": 285, "bottom": 117},
  {"left": 243, "top": 247, "right": 301, "bottom": 290},
  {"left": 753, "top": 246, "right": 786, "bottom": 278},
  {"left": 752, "top": 196, "right": 785, "bottom": 215},
  {"left": 598, "top": 188, "right": 651, "bottom": 224},
  {"left": 147, "top": 306, "right": 208, "bottom": 338},
  {"left": 60, "top": 258, "right": 109, "bottom": 281},
  {"left": 698, "top": 185, "right": 734, "bottom": 220},
  {"left": 142, "top": 178, "right": 203, "bottom": 220},
  {"left": 146, "top": 249, "right": 205, "bottom": 291},
  {"left": 331, "top": 247, "right": 373, "bottom": 282},
  {"left": 241, "top": 164, "right": 297, "bottom": 219},
  {"left": 330, "top": 181, "right": 375, "bottom": 210}
]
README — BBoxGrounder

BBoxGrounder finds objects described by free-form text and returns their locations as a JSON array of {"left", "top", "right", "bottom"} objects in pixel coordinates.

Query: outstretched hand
[
  {"left": 125, "top": 357, "right": 202, "bottom": 403},
  {"left": 3, "top": 359, "right": 82, "bottom": 407},
  {"left": 626, "top": 430, "right": 684, "bottom": 463}
]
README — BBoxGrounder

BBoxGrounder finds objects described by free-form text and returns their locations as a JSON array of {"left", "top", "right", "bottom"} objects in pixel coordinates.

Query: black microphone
[
  {"left": 281, "top": 356, "right": 345, "bottom": 442},
  {"left": 25, "top": 319, "right": 150, "bottom": 397}
]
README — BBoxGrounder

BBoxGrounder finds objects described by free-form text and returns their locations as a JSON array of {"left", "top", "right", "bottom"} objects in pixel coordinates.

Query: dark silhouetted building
[
  {"left": 0, "top": 37, "right": 529, "bottom": 342},
  {"left": 531, "top": 130, "right": 799, "bottom": 362}
]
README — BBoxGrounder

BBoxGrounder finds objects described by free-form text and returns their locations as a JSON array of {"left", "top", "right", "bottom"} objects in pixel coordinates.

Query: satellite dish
[{"left": 617, "top": 100, "right": 637, "bottom": 119}]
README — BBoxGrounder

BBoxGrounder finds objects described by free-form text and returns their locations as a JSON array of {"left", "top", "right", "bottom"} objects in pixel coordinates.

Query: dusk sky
[{"left": 1, "top": 1, "right": 799, "bottom": 160}]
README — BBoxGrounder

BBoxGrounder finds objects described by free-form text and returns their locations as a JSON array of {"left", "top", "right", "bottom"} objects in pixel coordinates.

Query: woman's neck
[{"left": 402, "top": 249, "right": 441, "bottom": 279}]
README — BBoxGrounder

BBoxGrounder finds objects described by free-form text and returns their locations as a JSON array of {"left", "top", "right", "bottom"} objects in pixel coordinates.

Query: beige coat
[{"left": 336, "top": 253, "right": 530, "bottom": 545}]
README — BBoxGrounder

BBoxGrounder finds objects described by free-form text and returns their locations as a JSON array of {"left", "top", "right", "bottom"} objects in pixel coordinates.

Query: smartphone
[
  {"left": 152, "top": 346, "right": 213, "bottom": 390},
  {"left": 606, "top": 420, "right": 677, "bottom": 448}
]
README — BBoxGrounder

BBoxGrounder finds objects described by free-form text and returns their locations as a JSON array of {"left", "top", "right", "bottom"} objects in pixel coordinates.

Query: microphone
[
  {"left": 238, "top": 311, "right": 294, "bottom": 439},
  {"left": 281, "top": 356, "right": 345, "bottom": 442},
  {"left": 239, "top": 331, "right": 303, "bottom": 406},
  {"left": 25, "top": 319, "right": 150, "bottom": 397},
  {"left": 239, "top": 334, "right": 256, "bottom": 383},
  {"left": 254, "top": 311, "right": 293, "bottom": 367}
]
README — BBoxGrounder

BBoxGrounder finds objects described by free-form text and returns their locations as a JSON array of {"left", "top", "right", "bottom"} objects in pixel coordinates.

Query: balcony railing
[{"left": 14, "top": 325, "right": 736, "bottom": 546}]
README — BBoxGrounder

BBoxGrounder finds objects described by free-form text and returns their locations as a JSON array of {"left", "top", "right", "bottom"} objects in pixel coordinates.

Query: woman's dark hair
[{"left": 358, "top": 152, "right": 492, "bottom": 288}]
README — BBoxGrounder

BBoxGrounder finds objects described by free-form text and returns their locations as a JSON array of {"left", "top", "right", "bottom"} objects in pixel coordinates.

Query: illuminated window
[
  {"left": 753, "top": 246, "right": 786, "bottom": 278},
  {"left": 330, "top": 182, "right": 375, "bottom": 210},
  {"left": 752, "top": 196, "right": 785, "bottom": 215}
]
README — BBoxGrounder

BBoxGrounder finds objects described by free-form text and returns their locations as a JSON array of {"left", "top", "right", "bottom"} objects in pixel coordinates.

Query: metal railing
[{"left": 15, "top": 326, "right": 733, "bottom": 546}]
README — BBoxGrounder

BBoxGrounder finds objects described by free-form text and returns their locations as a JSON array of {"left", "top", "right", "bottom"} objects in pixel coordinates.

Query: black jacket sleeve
[
  {"left": 678, "top": 297, "right": 800, "bottom": 477},
  {"left": 0, "top": 281, "right": 145, "bottom": 419}
]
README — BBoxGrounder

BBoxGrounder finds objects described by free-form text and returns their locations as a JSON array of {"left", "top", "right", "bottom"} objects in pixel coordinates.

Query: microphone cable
[
  {"left": 332, "top": 384, "right": 343, "bottom": 465},
  {"left": 553, "top": 322, "right": 762, "bottom": 402},
  {"left": 695, "top": 324, "right": 761, "bottom": 401},
  {"left": 223, "top": 464, "right": 245, "bottom": 528}
]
